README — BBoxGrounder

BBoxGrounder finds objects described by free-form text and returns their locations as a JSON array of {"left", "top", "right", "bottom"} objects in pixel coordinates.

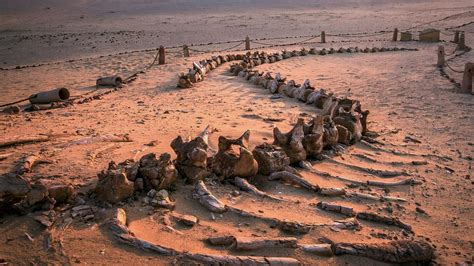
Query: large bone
[
  {"left": 300, "top": 244, "right": 333, "bottom": 256},
  {"left": 0, "top": 173, "right": 30, "bottom": 210},
  {"left": 234, "top": 177, "right": 283, "bottom": 201},
  {"left": 303, "top": 116, "right": 324, "bottom": 157},
  {"left": 178, "top": 253, "right": 300, "bottom": 265},
  {"left": 273, "top": 119, "right": 306, "bottom": 164},
  {"left": 138, "top": 153, "right": 178, "bottom": 190},
  {"left": 356, "top": 211, "right": 412, "bottom": 231},
  {"left": 12, "top": 155, "right": 45, "bottom": 175},
  {"left": 269, "top": 171, "right": 320, "bottom": 192},
  {"left": 235, "top": 237, "right": 298, "bottom": 251},
  {"left": 316, "top": 201, "right": 355, "bottom": 217},
  {"left": 209, "top": 130, "right": 258, "bottom": 180},
  {"left": 192, "top": 181, "right": 227, "bottom": 213},
  {"left": 333, "top": 107, "right": 363, "bottom": 142},
  {"left": 95, "top": 169, "right": 134, "bottom": 204},
  {"left": 171, "top": 127, "right": 210, "bottom": 184},
  {"left": 323, "top": 118, "right": 339, "bottom": 148},
  {"left": 332, "top": 240, "right": 434, "bottom": 263},
  {"left": 252, "top": 143, "right": 290, "bottom": 175}
]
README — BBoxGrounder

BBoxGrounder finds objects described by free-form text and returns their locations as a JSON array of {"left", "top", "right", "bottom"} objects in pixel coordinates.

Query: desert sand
[{"left": 0, "top": 0, "right": 473, "bottom": 265}]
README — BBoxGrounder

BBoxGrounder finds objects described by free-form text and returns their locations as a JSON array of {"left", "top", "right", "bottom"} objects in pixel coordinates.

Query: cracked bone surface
[
  {"left": 171, "top": 126, "right": 210, "bottom": 184},
  {"left": 209, "top": 130, "right": 258, "bottom": 180},
  {"left": 273, "top": 118, "right": 307, "bottom": 164},
  {"left": 303, "top": 116, "right": 325, "bottom": 157}
]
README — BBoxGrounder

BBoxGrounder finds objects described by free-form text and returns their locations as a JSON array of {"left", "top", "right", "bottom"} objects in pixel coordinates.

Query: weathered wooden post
[
  {"left": 437, "top": 45, "right": 445, "bottom": 68},
  {"left": 460, "top": 62, "right": 474, "bottom": 94},
  {"left": 158, "top": 46, "right": 165, "bottom": 65},
  {"left": 457, "top": 32, "right": 466, "bottom": 50},
  {"left": 245, "top": 36, "right": 250, "bottom": 50},
  {"left": 183, "top": 45, "right": 190, "bottom": 57},
  {"left": 392, "top": 28, "right": 398, "bottom": 41},
  {"left": 321, "top": 31, "right": 326, "bottom": 43},
  {"left": 454, "top": 31, "right": 460, "bottom": 43}
]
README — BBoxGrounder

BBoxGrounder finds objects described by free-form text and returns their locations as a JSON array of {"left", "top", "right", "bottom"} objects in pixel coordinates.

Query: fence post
[
  {"left": 457, "top": 32, "right": 466, "bottom": 50},
  {"left": 183, "top": 45, "right": 190, "bottom": 57},
  {"left": 460, "top": 62, "right": 474, "bottom": 94},
  {"left": 245, "top": 36, "right": 250, "bottom": 50},
  {"left": 437, "top": 45, "right": 445, "bottom": 67},
  {"left": 392, "top": 28, "right": 398, "bottom": 41},
  {"left": 158, "top": 46, "right": 165, "bottom": 65},
  {"left": 321, "top": 31, "right": 326, "bottom": 43},
  {"left": 454, "top": 31, "right": 460, "bottom": 43}
]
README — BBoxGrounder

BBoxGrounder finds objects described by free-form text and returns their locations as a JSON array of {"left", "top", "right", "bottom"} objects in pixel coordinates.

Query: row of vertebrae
[{"left": 229, "top": 50, "right": 370, "bottom": 163}]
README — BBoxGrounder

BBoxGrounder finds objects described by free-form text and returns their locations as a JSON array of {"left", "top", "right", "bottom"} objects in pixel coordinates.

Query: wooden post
[
  {"left": 437, "top": 45, "right": 445, "bottom": 68},
  {"left": 321, "top": 31, "right": 326, "bottom": 43},
  {"left": 457, "top": 32, "right": 466, "bottom": 50},
  {"left": 392, "top": 28, "right": 398, "bottom": 41},
  {"left": 460, "top": 62, "right": 474, "bottom": 94},
  {"left": 158, "top": 46, "right": 165, "bottom": 65},
  {"left": 245, "top": 36, "right": 250, "bottom": 50},
  {"left": 183, "top": 45, "right": 190, "bottom": 57},
  {"left": 454, "top": 31, "right": 460, "bottom": 43}
]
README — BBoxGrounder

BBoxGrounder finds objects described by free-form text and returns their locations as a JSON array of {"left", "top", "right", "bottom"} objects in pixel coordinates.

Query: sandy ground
[{"left": 1, "top": 0, "right": 474, "bottom": 265}]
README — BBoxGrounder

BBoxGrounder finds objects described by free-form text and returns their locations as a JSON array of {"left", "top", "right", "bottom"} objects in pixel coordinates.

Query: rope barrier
[
  {"left": 444, "top": 62, "right": 464, "bottom": 73},
  {"left": 188, "top": 41, "right": 244, "bottom": 53}
]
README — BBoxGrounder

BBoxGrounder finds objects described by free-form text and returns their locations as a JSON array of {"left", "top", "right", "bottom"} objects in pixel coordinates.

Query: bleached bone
[
  {"left": 192, "top": 180, "right": 227, "bottom": 213},
  {"left": 171, "top": 127, "right": 210, "bottom": 184},
  {"left": 178, "top": 253, "right": 300, "bottom": 265},
  {"left": 273, "top": 118, "right": 306, "bottom": 164},
  {"left": 319, "top": 187, "right": 347, "bottom": 196},
  {"left": 356, "top": 211, "right": 412, "bottom": 231},
  {"left": 333, "top": 107, "right": 363, "bottom": 142},
  {"left": 234, "top": 177, "right": 283, "bottom": 201},
  {"left": 323, "top": 117, "right": 339, "bottom": 147},
  {"left": 332, "top": 240, "right": 434, "bottom": 263},
  {"left": 316, "top": 201, "right": 355, "bottom": 217},
  {"left": 12, "top": 155, "right": 44, "bottom": 175},
  {"left": 0, "top": 173, "right": 30, "bottom": 210},
  {"left": 310, "top": 168, "right": 418, "bottom": 187},
  {"left": 269, "top": 171, "right": 320, "bottom": 192},
  {"left": 207, "top": 235, "right": 236, "bottom": 246},
  {"left": 235, "top": 237, "right": 297, "bottom": 251},
  {"left": 303, "top": 116, "right": 324, "bottom": 157},
  {"left": 95, "top": 169, "right": 134, "bottom": 204},
  {"left": 209, "top": 130, "right": 258, "bottom": 180},
  {"left": 300, "top": 244, "right": 333, "bottom": 256},
  {"left": 349, "top": 192, "right": 407, "bottom": 202}
]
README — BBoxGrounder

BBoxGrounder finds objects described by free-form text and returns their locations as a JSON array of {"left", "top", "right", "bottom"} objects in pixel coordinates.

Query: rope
[
  {"left": 0, "top": 97, "right": 30, "bottom": 108},
  {"left": 189, "top": 41, "right": 244, "bottom": 53},
  {"left": 251, "top": 35, "right": 319, "bottom": 47},
  {"left": 444, "top": 62, "right": 464, "bottom": 73}
]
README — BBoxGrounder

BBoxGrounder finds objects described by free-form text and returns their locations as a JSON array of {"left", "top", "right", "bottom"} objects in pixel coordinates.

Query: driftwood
[
  {"left": 234, "top": 177, "right": 283, "bottom": 201},
  {"left": 269, "top": 171, "right": 320, "bottom": 192},
  {"left": 235, "top": 237, "right": 297, "bottom": 251},
  {"left": 332, "top": 240, "right": 434, "bottom": 263},
  {"left": 273, "top": 119, "right": 306, "bottom": 164},
  {"left": 316, "top": 201, "right": 355, "bottom": 217},
  {"left": 0, "top": 136, "right": 50, "bottom": 149},
  {"left": 193, "top": 181, "right": 227, "bottom": 213},
  {"left": 356, "top": 212, "right": 412, "bottom": 231},
  {"left": 178, "top": 253, "right": 300, "bottom": 265}
]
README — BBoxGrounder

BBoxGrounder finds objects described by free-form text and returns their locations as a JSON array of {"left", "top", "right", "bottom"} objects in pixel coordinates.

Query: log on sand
[{"left": 269, "top": 171, "right": 320, "bottom": 192}]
